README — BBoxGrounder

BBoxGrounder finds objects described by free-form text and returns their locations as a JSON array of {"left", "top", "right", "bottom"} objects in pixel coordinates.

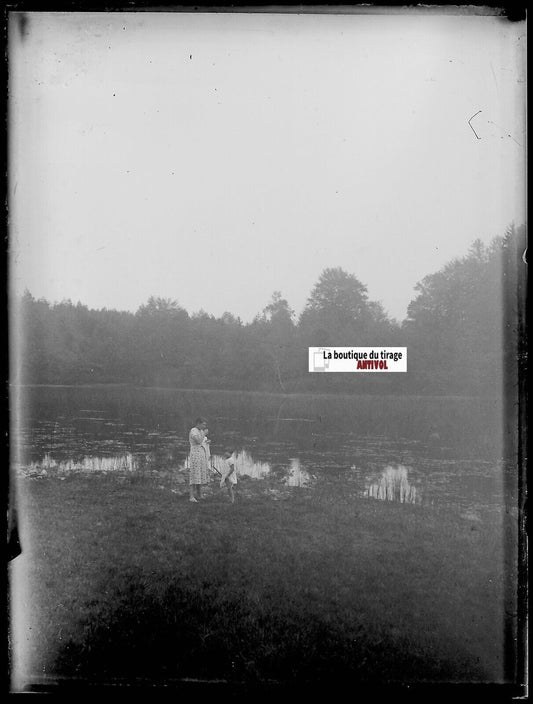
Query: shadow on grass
[{"left": 53, "top": 566, "right": 489, "bottom": 687}]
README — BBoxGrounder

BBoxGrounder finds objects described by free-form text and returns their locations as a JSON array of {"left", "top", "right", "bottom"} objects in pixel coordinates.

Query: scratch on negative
[{"left": 468, "top": 110, "right": 482, "bottom": 139}]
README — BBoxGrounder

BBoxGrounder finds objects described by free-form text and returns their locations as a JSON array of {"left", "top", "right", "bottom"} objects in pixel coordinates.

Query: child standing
[{"left": 220, "top": 449, "right": 237, "bottom": 503}]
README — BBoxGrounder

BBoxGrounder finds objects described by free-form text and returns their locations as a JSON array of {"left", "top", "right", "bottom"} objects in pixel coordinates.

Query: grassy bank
[{"left": 11, "top": 472, "right": 511, "bottom": 691}]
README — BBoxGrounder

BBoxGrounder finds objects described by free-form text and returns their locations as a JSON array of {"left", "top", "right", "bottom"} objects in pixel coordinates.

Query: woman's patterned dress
[{"left": 189, "top": 427, "right": 209, "bottom": 485}]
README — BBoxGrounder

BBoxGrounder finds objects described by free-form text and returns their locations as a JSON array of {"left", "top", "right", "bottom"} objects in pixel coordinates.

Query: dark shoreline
[{"left": 9, "top": 383, "right": 504, "bottom": 402}]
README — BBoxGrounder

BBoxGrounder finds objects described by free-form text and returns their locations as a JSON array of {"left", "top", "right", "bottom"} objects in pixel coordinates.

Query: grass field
[{"left": 10, "top": 470, "right": 516, "bottom": 694}]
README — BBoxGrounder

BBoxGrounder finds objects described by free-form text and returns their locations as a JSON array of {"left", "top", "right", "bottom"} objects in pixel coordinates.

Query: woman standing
[{"left": 189, "top": 417, "right": 209, "bottom": 502}]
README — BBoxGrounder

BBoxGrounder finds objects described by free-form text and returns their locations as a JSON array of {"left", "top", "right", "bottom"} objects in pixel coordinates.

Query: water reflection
[
  {"left": 19, "top": 385, "right": 505, "bottom": 462},
  {"left": 23, "top": 451, "right": 417, "bottom": 505},
  {"left": 17, "top": 398, "right": 505, "bottom": 511},
  {"left": 20, "top": 450, "right": 418, "bottom": 506},
  {"left": 364, "top": 465, "right": 420, "bottom": 504}
]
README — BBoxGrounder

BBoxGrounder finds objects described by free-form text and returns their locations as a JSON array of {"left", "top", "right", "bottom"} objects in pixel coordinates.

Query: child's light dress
[{"left": 222, "top": 454, "right": 238, "bottom": 485}]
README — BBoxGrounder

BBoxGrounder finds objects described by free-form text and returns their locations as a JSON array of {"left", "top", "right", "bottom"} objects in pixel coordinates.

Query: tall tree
[
  {"left": 404, "top": 236, "right": 508, "bottom": 394},
  {"left": 253, "top": 291, "right": 295, "bottom": 392},
  {"left": 299, "top": 267, "right": 394, "bottom": 345},
  {"left": 134, "top": 297, "right": 190, "bottom": 385}
]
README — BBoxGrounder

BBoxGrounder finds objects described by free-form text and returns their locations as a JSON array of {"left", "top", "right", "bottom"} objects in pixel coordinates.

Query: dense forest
[{"left": 12, "top": 225, "right": 525, "bottom": 397}]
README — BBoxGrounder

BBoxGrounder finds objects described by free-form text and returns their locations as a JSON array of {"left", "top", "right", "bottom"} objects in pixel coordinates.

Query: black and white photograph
[{"left": 7, "top": 5, "right": 527, "bottom": 696}]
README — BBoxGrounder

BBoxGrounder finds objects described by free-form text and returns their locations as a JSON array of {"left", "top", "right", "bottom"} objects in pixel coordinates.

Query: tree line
[{"left": 13, "top": 224, "right": 525, "bottom": 397}]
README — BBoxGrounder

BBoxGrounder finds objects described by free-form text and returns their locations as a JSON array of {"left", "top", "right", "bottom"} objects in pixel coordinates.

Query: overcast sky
[{"left": 9, "top": 10, "right": 525, "bottom": 323}]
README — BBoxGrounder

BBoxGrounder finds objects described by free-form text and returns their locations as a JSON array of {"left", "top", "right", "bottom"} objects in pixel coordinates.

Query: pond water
[{"left": 11, "top": 385, "right": 513, "bottom": 514}]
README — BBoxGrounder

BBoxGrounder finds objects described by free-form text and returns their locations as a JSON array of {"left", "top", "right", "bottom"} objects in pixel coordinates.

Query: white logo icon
[{"left": 313, "top": 348, "right": 330, "bottom": 371}]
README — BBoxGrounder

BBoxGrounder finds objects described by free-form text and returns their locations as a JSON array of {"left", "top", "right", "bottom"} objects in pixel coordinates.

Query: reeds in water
[
  {"left": 21, "top": 453, "right": 137, "bottom": 476},
  {"left": 285, "top": 457, "right": 311, "bottom": 487},
  {"left": 365, "top": 465, "right": 419, "bottom": 504}
]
